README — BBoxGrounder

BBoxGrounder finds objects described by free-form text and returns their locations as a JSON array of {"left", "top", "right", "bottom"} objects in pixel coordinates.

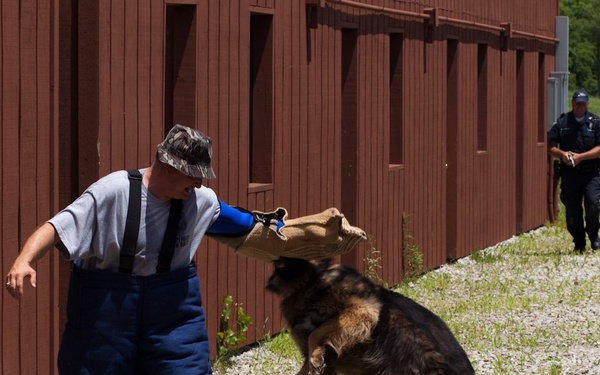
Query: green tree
[
  {"left": 592, "top": 0, "right": 600, "bottom": 94},
  {"left": 561, "top": 0, "right": 600, "bottom": 95}
]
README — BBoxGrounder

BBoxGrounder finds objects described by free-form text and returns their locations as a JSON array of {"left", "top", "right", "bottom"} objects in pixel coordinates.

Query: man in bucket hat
[
  {"left": 548, "top": 89, "right": 600, "bottom": 253},
  {"left": 5, "top": 124, "right": 365, "bottom": 374}
]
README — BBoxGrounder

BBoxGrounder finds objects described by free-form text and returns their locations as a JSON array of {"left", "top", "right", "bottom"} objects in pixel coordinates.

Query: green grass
[
  {"left": 212, "top": 330, "right": 303, "bottom": 374},
  {"left": 260, "top": 330, "right": 303, "bottom": 363},
  {"left": 588, "top": 94, "right": 600, "bottom": 114}
]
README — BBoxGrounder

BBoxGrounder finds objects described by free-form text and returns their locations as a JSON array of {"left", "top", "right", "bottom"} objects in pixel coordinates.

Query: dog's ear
[
  {"left": 272, "top": 257, "right": 310, "bottom": 276},
  {"left": 273, "top": 256, "right": 298, "bottom": 269}
]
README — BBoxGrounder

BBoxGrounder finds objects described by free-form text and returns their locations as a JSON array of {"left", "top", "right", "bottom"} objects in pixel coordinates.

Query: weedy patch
[
  {"left": 470, "top": 250, "right": 503, "bottom": 264},
  {"left": 395, "top": 224, "right": 600, "bottom": 374},
  {"left": 363, "top": 235, "right": 386, "bottom": 287}
]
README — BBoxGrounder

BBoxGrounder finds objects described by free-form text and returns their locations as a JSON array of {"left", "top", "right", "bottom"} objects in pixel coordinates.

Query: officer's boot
[{"left": 591, "top": 233, "right": 600, "bottom": 250}]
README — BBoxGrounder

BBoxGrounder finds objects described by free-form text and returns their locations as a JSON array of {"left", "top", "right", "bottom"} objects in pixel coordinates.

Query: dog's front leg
[
  {"left": 306, "top": 319, "right": 341, "bottom": 373},
  {"left": 307, "top": 297, "right": 381, "bottom": 372}
]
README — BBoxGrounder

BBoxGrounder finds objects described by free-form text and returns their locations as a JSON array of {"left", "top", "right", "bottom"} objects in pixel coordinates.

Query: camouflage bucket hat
[{"left": 157, "top": 124, "right": 216, "bottom": 179}]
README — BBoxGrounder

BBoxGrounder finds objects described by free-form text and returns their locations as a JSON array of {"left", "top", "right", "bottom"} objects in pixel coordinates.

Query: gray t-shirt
[{"left": 49, "top": 169, "right": 220, "bottom": 275}]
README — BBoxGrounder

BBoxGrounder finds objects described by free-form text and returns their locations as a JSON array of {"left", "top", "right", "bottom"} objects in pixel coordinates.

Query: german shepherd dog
[{"left": 266, "top": 257, "right": 475, "bottom": 375}]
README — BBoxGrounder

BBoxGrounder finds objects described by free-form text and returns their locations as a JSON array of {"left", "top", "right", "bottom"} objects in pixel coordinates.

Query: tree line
[{"left": 561, "top": 0, "right": 600, "bottom": 95}]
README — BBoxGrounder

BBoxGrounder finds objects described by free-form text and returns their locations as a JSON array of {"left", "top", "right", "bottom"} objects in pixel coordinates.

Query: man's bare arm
[{"left": 5, "top": 222, "right": 61, "bottom": 299}]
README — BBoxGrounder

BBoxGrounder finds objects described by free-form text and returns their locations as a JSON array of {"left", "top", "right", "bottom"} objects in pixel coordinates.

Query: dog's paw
[{"left": 309, "top": 347, "right": 326, "bottom": 374}]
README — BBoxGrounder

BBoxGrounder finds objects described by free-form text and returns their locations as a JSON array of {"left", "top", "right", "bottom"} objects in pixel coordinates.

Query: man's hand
[
  {"left": 5, "top": 222, "right": 59, "bottom": 300},
  {"left": 5, "top": 261, "right": 37, "bottom": 300}
]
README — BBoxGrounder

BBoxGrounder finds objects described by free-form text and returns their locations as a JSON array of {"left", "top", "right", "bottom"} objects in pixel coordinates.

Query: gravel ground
[{"left": 213, "top": 225, "right": 600, "bottom": 375}]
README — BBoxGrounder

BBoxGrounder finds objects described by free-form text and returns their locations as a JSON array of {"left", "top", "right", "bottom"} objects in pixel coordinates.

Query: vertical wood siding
[
  {"left": 1, "top": 1, "right": 61, "bottom": 374},
  {"left": 1, "top": 0, "right": 558, "bottom": 372}
]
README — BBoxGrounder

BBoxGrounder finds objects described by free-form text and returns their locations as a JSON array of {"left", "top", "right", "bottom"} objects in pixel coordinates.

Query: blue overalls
[{"left": 57, "top": 170, "right": 212, "bottom": 374}]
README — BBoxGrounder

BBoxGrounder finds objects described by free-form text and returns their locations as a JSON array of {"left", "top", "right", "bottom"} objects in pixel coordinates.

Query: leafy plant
[
  {"left": 215, "top": 295, "right": 254, "bottom": 360},
  {"left": 401, "top": 211, "right": 423, "bottom": 281},
  {"left": 363, "top": 235, "right": 386, "bottom": 286}
]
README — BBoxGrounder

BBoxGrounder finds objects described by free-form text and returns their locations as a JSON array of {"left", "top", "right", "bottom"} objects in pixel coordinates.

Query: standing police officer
[{"left": 548, "top": 89, "right": 600, "bottom": 252}]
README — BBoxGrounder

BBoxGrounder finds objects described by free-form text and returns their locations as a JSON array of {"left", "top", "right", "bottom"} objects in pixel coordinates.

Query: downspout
[{"left": 548, "top": 16, "right": 570, "bottom": 221}]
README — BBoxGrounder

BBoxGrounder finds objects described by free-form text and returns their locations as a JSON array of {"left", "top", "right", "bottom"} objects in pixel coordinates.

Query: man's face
[
  {"left": 167, "top": 167, "right": 203, "bottom": 200},
  {"left": 572, "top": 100, "right": 588, "bottom": 118}
]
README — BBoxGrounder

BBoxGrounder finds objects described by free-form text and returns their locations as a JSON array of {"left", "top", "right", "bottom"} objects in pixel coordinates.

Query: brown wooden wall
[
  {"left": 1, "top": 0, "right": 62, "bottom": 374},
  {"left": 1, "top": 0, "right": 558, "bottom": 373}
]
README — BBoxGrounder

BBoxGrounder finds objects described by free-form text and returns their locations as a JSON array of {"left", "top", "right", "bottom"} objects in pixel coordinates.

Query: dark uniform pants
[
  {"left": 560, "top": 168, "right": 600, "bottom": 248},
  {"left": 58, "top": 263, "right": 212, "bottom": 375}
]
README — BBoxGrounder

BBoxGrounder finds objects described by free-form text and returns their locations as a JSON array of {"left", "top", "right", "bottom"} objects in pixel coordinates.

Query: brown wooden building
[{"left": 1, "top": 0, "right": 559, "bottom": 373}]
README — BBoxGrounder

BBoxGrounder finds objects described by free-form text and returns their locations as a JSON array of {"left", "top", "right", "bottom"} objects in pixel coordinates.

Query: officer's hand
[
  {"left": 563, "top": 152, "right": 576, "bottom": 166},
  {"left": 570, "top": 152, "right": 580, "bottom": 166}
]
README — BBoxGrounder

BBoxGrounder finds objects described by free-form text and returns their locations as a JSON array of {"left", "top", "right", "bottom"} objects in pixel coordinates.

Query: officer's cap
[{"left": 572, "top": 89, "right": 589, "bottom": 103}]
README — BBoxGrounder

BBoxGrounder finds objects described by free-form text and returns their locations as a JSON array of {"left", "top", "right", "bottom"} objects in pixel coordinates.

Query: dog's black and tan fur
[{"left": 267, "top": 257, "right": 475, "bottom": 375}]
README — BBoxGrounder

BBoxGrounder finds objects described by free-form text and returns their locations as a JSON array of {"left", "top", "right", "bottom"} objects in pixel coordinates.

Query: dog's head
[{"left": 266, "top": 257, "right": 333, "bottom": 298}]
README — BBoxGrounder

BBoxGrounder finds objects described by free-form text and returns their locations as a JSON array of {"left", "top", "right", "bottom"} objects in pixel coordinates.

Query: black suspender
[
  {"left": 120, "top": 170, "right": 143, "bottom": 273},
  {"left": 156, "top": 199, "right": 183, "bottom": 273},
  {"left": 120, "top": 169, "right": 183, "bottom": 274}
]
